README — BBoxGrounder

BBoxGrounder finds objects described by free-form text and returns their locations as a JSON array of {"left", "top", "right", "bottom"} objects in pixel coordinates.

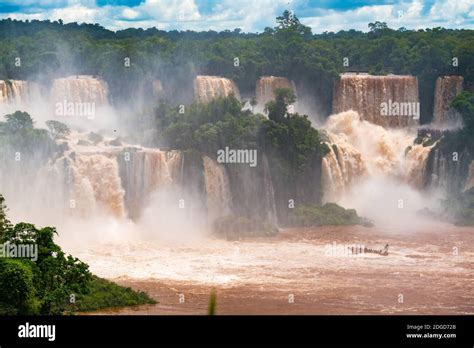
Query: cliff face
[
  {"left": 333, "top": 74, "right": 420, "bottom": 128},
  {"left": 433, "top": 76, "right": 464, "bottom": 126},
  {"left": 423, "top": 144, "right": 472, "bottom": 195}
]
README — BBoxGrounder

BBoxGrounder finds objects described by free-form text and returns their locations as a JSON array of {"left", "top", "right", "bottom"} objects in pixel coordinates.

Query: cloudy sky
[{"left": 0, "top": 0, "right": 472, "bottom": 33}]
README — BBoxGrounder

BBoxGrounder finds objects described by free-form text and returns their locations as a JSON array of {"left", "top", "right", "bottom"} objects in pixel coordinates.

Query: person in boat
[{"left": 380, "top": 244, "right": 389, "bottom": 255}]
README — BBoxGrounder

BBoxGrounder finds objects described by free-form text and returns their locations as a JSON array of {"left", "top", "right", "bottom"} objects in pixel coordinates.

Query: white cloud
[
  {"left": 300, "top": 0, "right": 474, "bottom": 33},
  {"left": 1, "top": 0, "right": 473, "bottom": 32}
]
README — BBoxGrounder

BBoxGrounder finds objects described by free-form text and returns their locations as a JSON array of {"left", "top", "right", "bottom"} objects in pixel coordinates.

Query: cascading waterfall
[
  {"left": 433, "top": 76, "right": 464, "bottom": 126},
  {"left": 321, "top": 110, "right": 433, "bottom": 203},
  {"left": 50, "top": 75, "right": 109, "bottom": 105},
  {"left": 0, "top": 80, "right": 36, "bottom": 104},
  {"left": 118, "top": 148, "right": 182, "bottom": 220},
  {"left": 333, "top": 74, "right": 419, "bottom": 128},
  {"left": 202, "top": 156, "right": 232, "bottom": 220},
  {"left": 194, "top": 75, "right": 241, "bottom": 102},
  {"left": 71, "top": 154, "right": 126, "bottom": 219},
  {"left": 261, "top": 154, "right": 278, "bottom": 225}
]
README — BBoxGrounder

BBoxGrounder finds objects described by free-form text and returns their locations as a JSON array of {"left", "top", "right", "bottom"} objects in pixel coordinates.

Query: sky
[{"left": 0, "top": 0, "right": 472, "bottom": 33}]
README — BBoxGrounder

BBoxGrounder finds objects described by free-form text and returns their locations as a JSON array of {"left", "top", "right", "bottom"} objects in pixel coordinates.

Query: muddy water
[{"left": 72, "top": 223, "right": 474, "bottom": 314}]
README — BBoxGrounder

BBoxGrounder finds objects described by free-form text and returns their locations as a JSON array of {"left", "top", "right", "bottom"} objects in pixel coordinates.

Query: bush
[
  {"left": 0, "top": 259, "right": 39, "bottom": 314},
  {"left": 289, "top": 203, "right": 372, "bottom": 227},
  {"left": 0, "top": 194, "right": 155, "bottom": 314},
  {"left": 73, "top": 276, "right": 156, "bottom": 312}
]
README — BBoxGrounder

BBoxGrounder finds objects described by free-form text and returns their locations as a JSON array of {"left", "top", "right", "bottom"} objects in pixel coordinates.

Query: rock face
[
  {"left": 332, "top": 74, "right": 420, "bottom": 128},
  {"left": 194, "top": 76, "right": 240, "bottom": 102},
  {"left": 423, "top": 145, "right": 472, "bottom": 195},
  {"left": 433, "top": 76, "right": 464, "bottom": 126},
  {"left": 256, "top": 76, "right": 296, "bottom": 108}
]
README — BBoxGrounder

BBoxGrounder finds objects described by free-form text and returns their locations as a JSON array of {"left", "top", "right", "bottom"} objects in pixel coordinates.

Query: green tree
[
  {"left": 0, "top": 194, "right": 11, "bottom": 240},
  {"left": 46, "top": 120, "right": 70, "bottom": 139},
  {"left": 2, "top": 111, "right": 34, "bottom": 133},
  {"left": 265, "top": 88, "right": 296, "bottom": 122}
]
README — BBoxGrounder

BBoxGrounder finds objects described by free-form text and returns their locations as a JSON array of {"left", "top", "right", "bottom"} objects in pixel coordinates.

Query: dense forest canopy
[{"left": 1, "top": 11, "right": 473, "bottom": 122}]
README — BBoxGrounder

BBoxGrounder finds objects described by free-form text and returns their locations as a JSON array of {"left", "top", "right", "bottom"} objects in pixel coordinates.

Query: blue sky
[{"left": 0, "top": 0, "right": 472, "bottom": 33}]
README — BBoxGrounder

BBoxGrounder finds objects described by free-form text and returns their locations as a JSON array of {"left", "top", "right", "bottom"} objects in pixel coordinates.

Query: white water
[
  {"left": 321, "top": 110, "right": 437, "bottom": 225},
  {"left": 194, "top": 75, "right": 240, "bottom": 102}
]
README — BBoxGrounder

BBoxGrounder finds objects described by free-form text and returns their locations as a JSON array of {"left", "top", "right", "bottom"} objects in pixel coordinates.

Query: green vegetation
[
  {"left": 261, "top": 88, "right": 329, "bottom": 173},
  {"left": 0, "top": 111, "right": 57, "bottom": 163},
  {"left": 73, "top": 276, "right": 155, "bottom": 313},
  {"left": 45, "top": 120, "right": 70, "bottom": 140},
  {"left": 153, "top": 95, "right": 263, "bottom": 155},
  {"left": 2, "top": 12, "right": 472, "bottom": 121},
  {"left": 0, "top": 194, "right": 155, "bottom": 314},
  {"left": 289, "top": 203, "right": 372, "bottom": 227}
]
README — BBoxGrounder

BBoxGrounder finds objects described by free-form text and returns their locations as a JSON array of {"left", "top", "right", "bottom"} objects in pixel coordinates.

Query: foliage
[
  {"left": 46, "top": 120, "right": 70, "bottom": 139},
  {"left": 0, "top": 194, "right": 11, "bottom": 238},
  {"left": 261, "top": 90, "right": 329, "bottom": 173},
  {"left": 0, "top": 111, "right": 58, "bottom": 165},
  {"left": 1, "top": 111, "right": 34, "bottom": 133},
  {"left": 452, "top": 91, "right": 474, "bottom": 135},
  {"left": 289, "top": 203, "right": 372, "bottom": 227},
  {"left": 1, "top": 13, "right": 472, "bottom": 122},
  {"left": 157, "top": 95, "right": 264, "bottom": 155},
  {"left": 0, "top": 196, "right": 154, "bottom": 314},
  {"left": 0, "top": 258, "right": 39, "bottom": 314},
  {"left": 73, "top": 276, "right": 155, "bottom": 312}
]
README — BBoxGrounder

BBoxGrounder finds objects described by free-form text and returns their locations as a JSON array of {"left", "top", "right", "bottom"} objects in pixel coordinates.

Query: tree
[
  {"left": 265, "top": 88, "right": 296, "bottom": 122},
  {"left": 452, "top": 91, "right": 474, "bottom": 133},
  {"left": 368, "top": 21, "right": 388, "bottom": 32},
  {"left": 3, "top": 111, "right": 34, "bottom": 133},
  {"left": 46, "top": 120, "right": 70, "bottom": 139},
  {"left": 275, "top": 10, "right": 311, "bottom": 37},
  {"left": 0, "top": 194, "right": 11, "bottom": 238}
]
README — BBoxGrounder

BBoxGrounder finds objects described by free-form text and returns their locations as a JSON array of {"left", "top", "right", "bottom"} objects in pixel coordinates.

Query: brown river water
[{"left": 72, "top": 223, "right": 473, "bottom": 315}]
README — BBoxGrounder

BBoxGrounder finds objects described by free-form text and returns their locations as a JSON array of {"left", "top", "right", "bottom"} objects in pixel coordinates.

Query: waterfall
[
  {"left": 424, "top": 146, "right": 472, "bottom": 195},
  {"left": 256, "top": 76, "right": 296, "bottom": 112},
  {"left": 262, "top": 154, "right": 278, "bottom": 225},
  {"left": 50, "top": 75, "right": 109, "bottom": 105},
  {"left": 321, "top": 110, "right": 432, "bottom": 202},
  {"left": 71, "top": 154, "right": 125, "bottom": 219},
  {"left": 117, "top": 148, "right": 182, "bottom": 220},
  {"left": 433, "top": 76, "right": 464, "bottom": 126},
  {"left": 333, "top": 74, "right": 419, "bottom": 128},
  {"left": 465, "top": 161, "right": 474, "bottom": 191},
  {"left": 202, "top": 156, "right": 232, "bottom": 219},
  {"left": 152, "top": 79, "right": 163, "bottom": 97},
  {"left": 0, "top": 80, "right": 36, "bottom": 105},
  {"left": 194, "top": 76, "right": 240, "bottom": 102}
]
